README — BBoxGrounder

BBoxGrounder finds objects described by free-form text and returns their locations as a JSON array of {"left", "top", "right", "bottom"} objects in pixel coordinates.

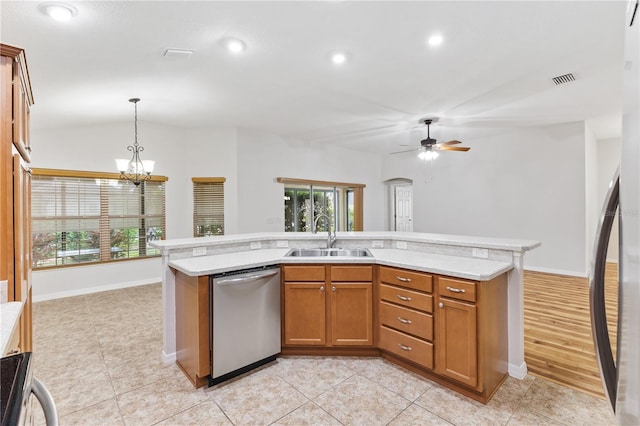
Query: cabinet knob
[
  {"left": 438, "top": 302, "right": 444, "bottom": 308},
  {"left": 320, "top": 286, "right": 325, "bottom": 292},
  {"left": 332, "top": 286, "right": 336, "bottom": 292}
]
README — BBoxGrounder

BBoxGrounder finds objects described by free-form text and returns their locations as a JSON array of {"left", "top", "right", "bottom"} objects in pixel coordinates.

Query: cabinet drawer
[
  {"left": 283, "top": 266, "right": 325, "bottom": 282},
  {"left": 438, "top": 277, "right": 477, "bottom": 303},
  {"left": 379, "top": 301, "right": 433, "bottom": 341},
  {"left": 379, "top": 325, "right": 433, "bottom": 369},
  {"left": 379, "top": 266, "right": 433, "bottom": 292},
  {"left": 379, "top": 284, "right": 433, "bottom": 313},
  {"left": 331, "top": 266, "right": 372, "bottom": 282}
]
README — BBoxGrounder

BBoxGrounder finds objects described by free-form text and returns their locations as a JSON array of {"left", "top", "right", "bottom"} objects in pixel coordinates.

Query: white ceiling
[{"left": 0, "top": 1, "right": 627, "bottom": 154}]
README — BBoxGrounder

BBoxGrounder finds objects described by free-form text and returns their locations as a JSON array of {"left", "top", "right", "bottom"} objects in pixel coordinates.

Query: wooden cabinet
[
  {"left": 377, "top": 266, "right": 434, "bottom": 369},
  {"left": 377, "top": 266, "right": 508, "bottom": 403},
  {"left": 174, "top": 271, "right": 210, "bottom": 387},
  {"left": 434, "top": 274, "right": 508, "bottom": 401},
  {"left": 1, "top": 44, "right": 34, "bottom": 354},
  {"left": 283, "top": 282, "right": 326, "bottom": 345},
  {"left": 330, "top": 266, "right": 373, "bottom": 346},
  {"left": 436, "top": 295, "right": 477, "bottom": 386},
  {"left": 282, "top": 265, "right": 373, "bottom": 348}
]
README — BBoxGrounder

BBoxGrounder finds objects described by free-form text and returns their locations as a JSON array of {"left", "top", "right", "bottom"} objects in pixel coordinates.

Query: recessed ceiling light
[
  {"left": 428, "top": 34, "right": 444, "bottom": 47},
  {"left": 226, "top": 38, "right": 247, "bottom": 53},
  {"left": 331, "top": 52, "right": 347, "bottom": 65},
  {"left": 38, "top": 2, "right": 78, "bottom": 22}
]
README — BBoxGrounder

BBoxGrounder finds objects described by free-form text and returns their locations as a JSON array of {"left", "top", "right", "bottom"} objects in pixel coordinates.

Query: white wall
[
  {"left": 235, "top": 128, "right": 386, "bottom": 232},
  {"left": 29, "top": 122, "right": 237, "bottom": 300},
  {"left": 597, "top": 137, "right": 622, "bottom": 262},
  {"left": 584, "top": 123, "right": 599, "bottom": 269},
  {"left": 29, "top": 122, "right": 386, "bottom": 299},
  {"left": 381, "top": 122, "right": 589, "bottom": 276},
  {"left": 183, "top": 127, "right": 239, "bottom": 235}
]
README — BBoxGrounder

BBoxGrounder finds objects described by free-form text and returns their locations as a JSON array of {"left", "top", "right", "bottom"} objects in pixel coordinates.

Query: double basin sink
[{"left": 285, "top": 248, "right": 372, "bottom": 257}]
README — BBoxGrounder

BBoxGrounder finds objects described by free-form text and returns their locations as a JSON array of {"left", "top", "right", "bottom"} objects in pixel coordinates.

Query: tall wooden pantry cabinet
[{"left": 1, "top": 43, "right": 34, "bottom": 354}]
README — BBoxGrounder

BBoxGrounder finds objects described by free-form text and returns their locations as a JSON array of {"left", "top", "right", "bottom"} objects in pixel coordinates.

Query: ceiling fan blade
[
  {"left": 434, "top": 139, "right": 462, "bottom": 146},
  {"left": 436, "top": 146, "right": 470, "bottom": 152},
  {"left": 390, "top": 148, "right": 419, "bottom": 155}
]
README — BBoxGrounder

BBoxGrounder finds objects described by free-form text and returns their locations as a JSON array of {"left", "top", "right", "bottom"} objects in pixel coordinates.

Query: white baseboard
[
  {"left": 162, "top": 350, "right": 176, "bottom": 365},
  {"left": 524, "top": 266, "right": 588, "bottom": 278},
  {"left": 509, "top": 362, "right": 528, "bottom": 380},
  {"left": 32, "top": 278, "right": 161, "bottom": 302}
]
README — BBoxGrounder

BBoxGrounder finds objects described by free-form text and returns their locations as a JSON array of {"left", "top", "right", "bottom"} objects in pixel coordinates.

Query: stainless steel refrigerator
[{"left": 590, "top": 0, "right": 639, "bottom": 423}]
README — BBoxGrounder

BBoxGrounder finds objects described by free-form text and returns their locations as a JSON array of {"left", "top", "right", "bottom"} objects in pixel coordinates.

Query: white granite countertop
[
  {"left": 169, "top": 248, "right": 513, "bottom": 281},
  {"left": 153, "top": 231, "right": 540, "bottom": 253},
  {"left": 0, "top": 301, "right": 24, "bottom": 355}
]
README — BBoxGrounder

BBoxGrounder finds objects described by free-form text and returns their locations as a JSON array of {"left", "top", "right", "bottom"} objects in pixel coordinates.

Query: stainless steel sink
[{"left": 285, "top": 248, "right": 372, "bottom": 257}]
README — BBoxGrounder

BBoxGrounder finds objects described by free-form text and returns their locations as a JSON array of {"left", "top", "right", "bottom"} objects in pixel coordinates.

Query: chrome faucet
[{"left": 313, "top": 213, "right": 337, "bottom": 248}]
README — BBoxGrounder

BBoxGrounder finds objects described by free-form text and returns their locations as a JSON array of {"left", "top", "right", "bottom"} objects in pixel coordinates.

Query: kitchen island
[{"left": 152, "top": 232, "right": 538, "bottom": 399}]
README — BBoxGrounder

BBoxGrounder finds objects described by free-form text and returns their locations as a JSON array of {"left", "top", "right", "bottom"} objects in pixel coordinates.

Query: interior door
[{"left": 394, "top": 185, "right": 413, "bottom": 232}]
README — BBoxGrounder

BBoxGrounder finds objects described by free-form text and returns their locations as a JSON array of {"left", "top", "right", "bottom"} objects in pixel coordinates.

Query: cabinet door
[
  {"left": 436, "top": 297, "right": 477, "bottom": 387},
  {"left": 12, "top": 56, "right": 31, "bottom": 162},
  {"left": 330, "top": 283, "right": 373, "bottom": 346},
  {"left": 284, "top": 282, "right": 326, "bottom": 345}
]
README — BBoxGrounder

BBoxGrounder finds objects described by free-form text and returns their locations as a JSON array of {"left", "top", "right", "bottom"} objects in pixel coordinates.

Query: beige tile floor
[{"left": 31, "top": 283, "right": 615, "bottom": 426}]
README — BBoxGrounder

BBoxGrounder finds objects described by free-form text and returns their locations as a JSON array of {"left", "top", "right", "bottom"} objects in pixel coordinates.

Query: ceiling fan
[{"left": 391, "top": 119, "right": 470, "bottom": 159}]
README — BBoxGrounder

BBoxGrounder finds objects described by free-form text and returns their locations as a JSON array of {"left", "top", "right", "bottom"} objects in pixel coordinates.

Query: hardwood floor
[{"left": 523, "top": 263, "right": 618, "bottom": 398}]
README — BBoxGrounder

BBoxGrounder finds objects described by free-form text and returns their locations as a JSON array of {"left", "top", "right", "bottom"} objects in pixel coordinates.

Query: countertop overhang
[
  {"left": 0, "top": 301, "right": 24, "bottom": 356},
  {"left": 168, "top": 248, "right": 514, "bottom": 281}
]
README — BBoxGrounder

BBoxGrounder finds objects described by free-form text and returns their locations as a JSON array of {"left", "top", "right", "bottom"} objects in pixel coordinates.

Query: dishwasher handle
[{"left": 215, "top": 269, "right": 279, "bottom": 286}]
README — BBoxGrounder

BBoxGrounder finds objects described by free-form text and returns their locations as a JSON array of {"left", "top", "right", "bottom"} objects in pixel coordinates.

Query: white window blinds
[
  {"left": 193, "top": 177, "right": 225, "bottom": 237},
  {"left": 31, "top": 169, "right": 167, "bottom": 268}
]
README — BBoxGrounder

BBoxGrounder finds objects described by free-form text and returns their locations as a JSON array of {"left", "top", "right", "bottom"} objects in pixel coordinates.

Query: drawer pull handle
[
  {"left": 446, "top": 286, "right": 466, "bottom": 294},
  {"left": 397, "top": 316, "right": 412, "bottom": 324},
  {"left": 397, "top": 295, "right": 412, "bottom": 301},
  {"left": 396, "top": 276, "right": 412, "bottom": 282},
  {"left": 398, "top": 343, "right": 412, "bottom": 351}
]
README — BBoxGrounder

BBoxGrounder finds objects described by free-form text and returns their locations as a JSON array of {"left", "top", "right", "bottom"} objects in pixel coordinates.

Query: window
[
  {"left": 277, "top": 177, "right": 364, "bottom": 232},
  {"left": 193, "top": 177, "right": 225, "bottom": 237},
  {"left": 31, "top": 169, "right": 167, "bottom": 269}
]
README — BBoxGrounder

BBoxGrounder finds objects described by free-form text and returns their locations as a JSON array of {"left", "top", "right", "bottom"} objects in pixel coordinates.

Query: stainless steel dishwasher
[{"left": 209, "top": 265, "right": 281, "bottom": 385}]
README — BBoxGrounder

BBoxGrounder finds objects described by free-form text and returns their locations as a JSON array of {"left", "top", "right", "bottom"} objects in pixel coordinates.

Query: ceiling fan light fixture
[{"left": 418, "top": 150, "right": 439, "bottom": 161}]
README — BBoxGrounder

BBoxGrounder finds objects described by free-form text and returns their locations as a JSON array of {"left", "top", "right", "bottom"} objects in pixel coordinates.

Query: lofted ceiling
[{"left": 0, "top": 1, "right": 627, "bottom": 154}]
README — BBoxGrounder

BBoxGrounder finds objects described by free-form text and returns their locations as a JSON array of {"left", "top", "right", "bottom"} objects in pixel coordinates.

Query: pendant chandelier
[{"left": 115, "top": 98, "right": 155, "bottom": 186}]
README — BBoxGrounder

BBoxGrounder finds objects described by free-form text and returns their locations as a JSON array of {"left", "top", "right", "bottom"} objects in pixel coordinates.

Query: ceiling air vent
[{"left": 552, "top": 73, "right": 576, "bottom": 85}]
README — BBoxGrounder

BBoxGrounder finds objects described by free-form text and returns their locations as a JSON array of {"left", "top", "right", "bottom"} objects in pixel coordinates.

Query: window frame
[
  {"left": 277, "top": 177, "right": 364, "bottom": 232},
  {"left": 31, "top": 168, "right": 168, "bottom": 270}
]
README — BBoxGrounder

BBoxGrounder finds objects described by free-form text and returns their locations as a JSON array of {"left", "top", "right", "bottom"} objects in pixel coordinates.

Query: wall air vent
[{"left": 552, "top": 73, "right": 576, "bottom": 85}]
